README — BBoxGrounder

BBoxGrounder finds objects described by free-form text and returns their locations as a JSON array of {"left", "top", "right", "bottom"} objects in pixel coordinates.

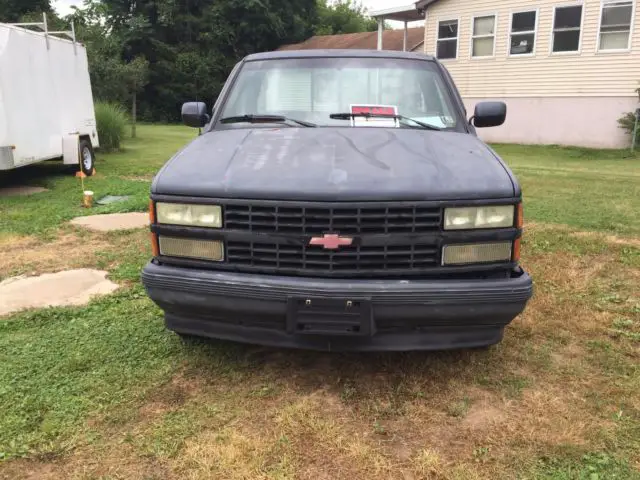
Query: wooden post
[
  {"left": 377, "top": 18, "right": 383, "bottom": 50},
  {"left": 403, "top": 21, "right": 408, "bottom": 51}
]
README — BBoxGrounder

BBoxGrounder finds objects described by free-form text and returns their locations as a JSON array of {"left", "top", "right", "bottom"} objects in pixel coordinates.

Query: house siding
[
  {"left": 463, "top": 96, "right": 636, "bottom": 147},
  {"left": 423, "top": 0, "right": 639, "bottom": 147},
  {"left": 423, "top": 0, "right": 640, "bottom": 98}
]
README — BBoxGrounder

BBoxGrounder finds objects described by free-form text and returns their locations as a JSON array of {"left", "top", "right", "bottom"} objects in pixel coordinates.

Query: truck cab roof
[{"left": 243, "top": 49, "right": 437, "bottom": 62}]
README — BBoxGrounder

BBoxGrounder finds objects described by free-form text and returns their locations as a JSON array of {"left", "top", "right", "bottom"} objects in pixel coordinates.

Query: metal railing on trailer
[{"left": 8, "top": 13, "right": 78, "bottom": 55}]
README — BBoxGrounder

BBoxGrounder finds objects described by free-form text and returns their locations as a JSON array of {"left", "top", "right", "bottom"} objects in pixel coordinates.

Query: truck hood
[{"left": 152, "top": 127, "right": 516, "bottom": 201}]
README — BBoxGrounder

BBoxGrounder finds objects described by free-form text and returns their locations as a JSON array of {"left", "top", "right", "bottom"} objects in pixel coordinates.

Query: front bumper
[{"left": 142, "top": 262, "right": 533, "bottom": 352}]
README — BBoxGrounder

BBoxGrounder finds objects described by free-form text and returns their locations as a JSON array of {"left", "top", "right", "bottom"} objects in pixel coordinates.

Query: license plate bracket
[{"left": 287, "top": 297, "right": 374, "bottom": 336}]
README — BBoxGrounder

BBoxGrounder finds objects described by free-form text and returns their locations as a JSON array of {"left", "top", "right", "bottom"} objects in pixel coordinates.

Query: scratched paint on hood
[{"left": 152, "top": 127, "right": 516, "bottom": 201}]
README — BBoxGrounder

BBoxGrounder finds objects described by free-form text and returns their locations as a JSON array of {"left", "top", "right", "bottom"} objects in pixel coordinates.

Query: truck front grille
[
  {"left": 223, "top": 203, "right": 442, "bottom": 235},
  {"left": 227, "top": 241, "right": 439, "bottom": 274}
]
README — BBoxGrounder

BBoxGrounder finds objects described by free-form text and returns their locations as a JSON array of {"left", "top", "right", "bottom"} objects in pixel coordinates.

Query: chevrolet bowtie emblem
[{"left": 309, "top": 234, "right": 353, "bottom": 250}]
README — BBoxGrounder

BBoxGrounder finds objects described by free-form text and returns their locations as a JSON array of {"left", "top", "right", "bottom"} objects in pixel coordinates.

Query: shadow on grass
[
  {"left": 178, "top": 333, "right": 499, "bottom": 415},
  {"left": 0, "top": 161, "right": 76, "bottom": 189}
]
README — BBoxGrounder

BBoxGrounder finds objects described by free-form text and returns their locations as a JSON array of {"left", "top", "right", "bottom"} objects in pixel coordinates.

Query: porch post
[
  {"left": 403, "top": 21, "right": 408, "bottom": 51},
  {"left": 377, "top": 18, "right": 383, "bottom": 50}
]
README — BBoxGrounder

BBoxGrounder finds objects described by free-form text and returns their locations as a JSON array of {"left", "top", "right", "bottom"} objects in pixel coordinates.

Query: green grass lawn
[
  {"left": 0, "top": 126, "right": 638, "bottom": 479},
  {"left": 495, "top": 144, "right": 640, "bottom": 236}
]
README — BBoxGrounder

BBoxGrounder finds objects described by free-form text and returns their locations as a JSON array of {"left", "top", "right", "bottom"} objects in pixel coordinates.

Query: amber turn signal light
[
  {"left": 513, "top": 238, "right": 521, "bottom": 262},
  {"left": 149, "top": 200, "right": 156, "bottom": 223},
  {"left": 516, "top": 202, "right": 524, "bottom": 229},
  {"left": 149, "top": 201, "right": 159, "bottom": 257},
  {"left": 514, "top": 202, "right": 523, "bottom": 262}
]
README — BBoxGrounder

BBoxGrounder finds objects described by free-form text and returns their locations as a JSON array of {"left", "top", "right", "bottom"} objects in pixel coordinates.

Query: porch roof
[{"left": 369, "top": 4, "right": 425, "bottom": 22}]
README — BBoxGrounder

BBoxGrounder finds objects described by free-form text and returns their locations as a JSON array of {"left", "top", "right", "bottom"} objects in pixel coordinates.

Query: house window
[
  {"left": 598, "top": 0, "right": 634, "bottom": 50},
  {"left": 472, "top": 15, "right": 497, "bottom": 57},
  {"left": 552, "top": 5, "right": 583, "bottom": 52},
  {"left": 510, "top": 10, "right": 537, "bottom": 55},
  {"left": 437, "top": 20, "right": 459, "bottom": 59}
]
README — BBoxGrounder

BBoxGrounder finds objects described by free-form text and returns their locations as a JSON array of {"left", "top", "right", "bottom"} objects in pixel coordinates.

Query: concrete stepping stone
[
  {"left": 0, "top": 269, "right": 118, "bottom": 317},
  {"left": 0, "top": 186, "right": 48, "bottom": 197},
  {"left": 70, "top": 212, "right": 149, "bottom": 232}
]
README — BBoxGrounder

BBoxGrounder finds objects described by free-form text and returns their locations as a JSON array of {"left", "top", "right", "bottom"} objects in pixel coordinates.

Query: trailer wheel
[{"left": 79, "top": 139, "right": 95, "bottom": 176}]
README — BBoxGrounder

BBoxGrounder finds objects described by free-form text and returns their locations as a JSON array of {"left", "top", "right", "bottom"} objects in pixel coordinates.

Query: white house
[{"left": 372, "top": 1, "right": 640, "bottom": 148}]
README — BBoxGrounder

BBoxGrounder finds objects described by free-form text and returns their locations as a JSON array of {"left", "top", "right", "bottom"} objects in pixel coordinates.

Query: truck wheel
[{"left": 79, "top": 139, "right": 95, "bottom": 176}]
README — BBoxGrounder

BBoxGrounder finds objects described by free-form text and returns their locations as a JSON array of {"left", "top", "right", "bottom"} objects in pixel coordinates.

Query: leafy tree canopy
[
  {"left": 0, "top": 0, "right": 51, "bottom": 22},
  {"left": 73, "top": 0, "right": 320, "bottom": 121},
  {"left": 315, "top": 0, "right": 378, "bottom": 35}
]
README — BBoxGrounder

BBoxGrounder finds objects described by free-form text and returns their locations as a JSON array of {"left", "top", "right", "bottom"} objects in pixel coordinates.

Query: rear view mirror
[
  {"left": 472, "top": 101, "right": 507, "bottom": 128},
  {"left": 182, "top": 102, "right": 210, "bottom": 128}
]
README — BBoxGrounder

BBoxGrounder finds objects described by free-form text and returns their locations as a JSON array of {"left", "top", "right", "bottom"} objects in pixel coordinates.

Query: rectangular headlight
[
  {"left": 442, "top": 242, "right": 512, "bottom": 265},
  {"left": 156, "top": 203, "right": 222, "bottom": 228},
  {"left": 444, "top": 205, "right": 515, "bottom": 230},
  {"left": 159, "top": 237, "right": 224, "bottom": 261}
]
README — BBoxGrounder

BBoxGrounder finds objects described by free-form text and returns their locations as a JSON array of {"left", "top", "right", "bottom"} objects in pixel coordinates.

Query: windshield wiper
[
  {"left": 220, "top": 114, "right": 317, "bottom": 127},
  {"left": 329, "top": 112, "right": 442, "bottom": 131}
]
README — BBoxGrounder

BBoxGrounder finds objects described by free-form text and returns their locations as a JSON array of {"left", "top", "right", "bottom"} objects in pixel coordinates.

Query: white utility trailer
[{"left": 0, "top": 15, "right": 99, "bottom": 176}]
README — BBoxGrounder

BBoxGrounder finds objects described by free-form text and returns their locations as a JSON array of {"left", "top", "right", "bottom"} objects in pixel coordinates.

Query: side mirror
[
  {"left": 472, "top": 101, "right": 507, "bottom": 128},
  {"left": 182, "top": 102, "right": 210, "bottom": 128}
]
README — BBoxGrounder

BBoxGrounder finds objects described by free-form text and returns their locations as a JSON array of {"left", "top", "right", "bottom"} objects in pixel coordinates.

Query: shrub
[
  {"left": 95, "top": 102, "right": 128, "bottom": 152},
  {"left": 618, "top": 111, "right": 640, "bottom": 145}
]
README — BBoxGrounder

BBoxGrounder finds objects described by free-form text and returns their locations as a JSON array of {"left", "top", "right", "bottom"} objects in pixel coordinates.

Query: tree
[
  {"left": 125, "top": 57, "right": 149, "bottom": 138},
  {"left": 315, "top": 0, "right": 378, "bottom": 36},
  {"left": 0, "top": 0, "right": 51, "bottom": 22},
  {"left": 72, "top": 2, "right": 149, "bottom": 128},
  {"left": 77, "top": 0, "right": 317, "bottom": 122}
]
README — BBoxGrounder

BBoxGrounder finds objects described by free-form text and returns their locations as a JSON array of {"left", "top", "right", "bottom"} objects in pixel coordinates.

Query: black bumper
[{"left": 142, "top": 262, "right": 533, "bottom": 352}]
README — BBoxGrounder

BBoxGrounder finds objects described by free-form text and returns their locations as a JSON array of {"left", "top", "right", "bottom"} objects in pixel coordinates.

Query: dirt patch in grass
[
  {"left": 138, "top": 369, "right": 205, "bottom": 420},
  {"left": 0, "top": 446, "right": 172, "bottom": 480},
  {"left": 571, "top": 230, "right": 640, "bottom": 248},
  {"left": 0, "top": 229, "right": 150, "bottom": 281},
  {"left": 122, "top": 175, "right": 154, "bottom": 182},
  {"left": 463, "top": 401, "right": 507, "bottom": 431},
  {"left": 0, "top": 461, "right": 61, "bottom": 480},
  {"left": 0, "top": 232, "right": 112, "bottom": 280},
  {"left": 525, "top": 221, "right": 640, "bottom": 249},
  {"left": 549, "top": 341, "right": 587, "bottom": 367}
]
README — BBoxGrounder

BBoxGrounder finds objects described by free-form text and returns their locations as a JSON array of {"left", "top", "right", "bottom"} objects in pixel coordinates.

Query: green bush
[
  {"left": 95, "top": 102, "right": 128, "bottom": 152},
  {"left": 618, "top": 86, "right": 640, "bottom": 146},
  {"left": 618, "top": 111, "right": 640, "bottom": 145}
]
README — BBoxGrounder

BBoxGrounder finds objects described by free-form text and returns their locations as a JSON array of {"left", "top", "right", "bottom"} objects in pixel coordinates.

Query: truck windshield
[{"left": 219, "top": 57, "right": 462, "bottom": 130}]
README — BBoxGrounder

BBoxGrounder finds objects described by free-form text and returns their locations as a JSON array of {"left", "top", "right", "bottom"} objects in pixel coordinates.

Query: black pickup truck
[{"left": 142, "top": 49, "right": 533, "bottom": 352}]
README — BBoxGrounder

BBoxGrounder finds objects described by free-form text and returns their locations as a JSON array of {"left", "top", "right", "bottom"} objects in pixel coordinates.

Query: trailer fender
[
  {"left": 0, "top": 146, "right": 16, "bottom": 171},
  {"left": 63, "top": 134, "right": 80, "bottom": 165}
]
